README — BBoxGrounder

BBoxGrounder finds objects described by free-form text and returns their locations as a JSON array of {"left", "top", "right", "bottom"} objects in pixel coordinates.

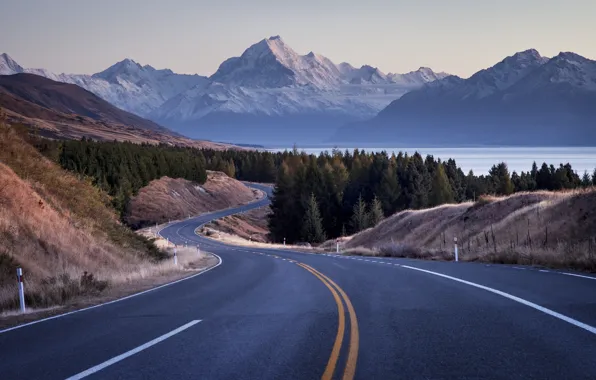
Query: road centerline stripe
[
  {"left": 65, "top": 320, "right": 201, "bottom": 380},
  {"left": 401, "top": 265, "right": 596, "bottom": 335},
  {"left": 297, "top": 263, "right": 345, "bottom": 380},
  {"left": 299, "top": 263, "right": 359, "bottom": 380}
]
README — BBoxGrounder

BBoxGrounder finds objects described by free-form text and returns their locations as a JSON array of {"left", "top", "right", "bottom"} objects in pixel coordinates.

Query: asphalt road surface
[{"left": 1, "top": 183, "right": 595, "bottom": 379}]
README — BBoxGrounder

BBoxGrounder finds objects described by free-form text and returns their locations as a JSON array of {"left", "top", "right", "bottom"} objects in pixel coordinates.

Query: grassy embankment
[
  {"left": 0, "top": 125, "right": 207, "bottom": 313},
  {"left": 331, "top": 191, "right": 596, "bottom": 272}
]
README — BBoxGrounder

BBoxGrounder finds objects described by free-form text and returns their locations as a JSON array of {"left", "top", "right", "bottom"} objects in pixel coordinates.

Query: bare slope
[
  {"left": 206, "top": 207, "right": 270, "bottom": 243},
  {"left": 0, "top": 74, "right": 235, "bottom": 149},
  {"left": 0, "top": 125, "right": 161, "bottom": 311},
  {"left": 343, "top": 190, "right": 596, "bottom": 271},
  {"left": 124, "top": 171, "right": 261, "bottom": 228}
]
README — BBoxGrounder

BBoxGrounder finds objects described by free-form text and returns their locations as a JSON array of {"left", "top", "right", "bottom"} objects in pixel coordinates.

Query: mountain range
[
  {"left": 0, "top": 37, "right": 448, "bottom": 144},
  {"left": 334, "top": 49, "right": 596, "bottom": 146},
  {"left": 0, "top": 73, "right": 233, "bottom": 149},
  {"left": 2, "top": 40, "right": 595, "bottom": 146}
]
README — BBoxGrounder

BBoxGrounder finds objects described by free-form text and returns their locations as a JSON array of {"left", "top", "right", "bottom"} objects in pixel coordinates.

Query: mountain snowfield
[
  {"left": 334, "top": 49, "right": 596, "bottom": 146},
  {"left": 0, "top": 37, "right": 448, "bottom": 143},
  {"left": 2, "top": 42, "right": 594, "bottom": 146}
]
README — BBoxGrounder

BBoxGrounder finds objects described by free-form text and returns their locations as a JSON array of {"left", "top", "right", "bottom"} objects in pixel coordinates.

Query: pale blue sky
[{"left": 1, "top": 0, "right": 594, "bottom": 78}]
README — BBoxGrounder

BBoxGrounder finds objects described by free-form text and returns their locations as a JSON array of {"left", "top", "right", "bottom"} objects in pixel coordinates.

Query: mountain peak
[
  {"left": 268, "top": 35, "right": 282, "bottom": 41},
  {"left": 93, "top": 58, "right": 145, "bottom": 82},
  {"left": 0, "top": 53, "right": 24, "bottom": 75}
]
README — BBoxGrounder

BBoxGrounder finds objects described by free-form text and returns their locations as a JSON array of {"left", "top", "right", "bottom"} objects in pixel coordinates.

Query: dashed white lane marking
[
  {"left": 561, "top": 272, "right": 596, "bottom": 281},
  {"left": 539, "top": 270, "right": 550, "bottom": 273},
  {"left": 513, "top": 267, "right": 526, "bottom": 270},
  {"left": 65, "top": 320, "right": 202, "bottom": 380},
  {"left": 401, "top": 265, "right": 596, "bottom": 336}
]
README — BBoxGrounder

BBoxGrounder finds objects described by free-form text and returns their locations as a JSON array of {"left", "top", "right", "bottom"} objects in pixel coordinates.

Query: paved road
[{"left": 1, "top": 183, "right": 595, "bottom": 379}]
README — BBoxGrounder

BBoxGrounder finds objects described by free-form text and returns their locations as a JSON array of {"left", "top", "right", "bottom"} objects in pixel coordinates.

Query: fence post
[
  {"left": 17, "top": 268, "right": 26, "bottom": 313},
  {"left": 454, "top": 237, "right": 459, "bottom": 262}
]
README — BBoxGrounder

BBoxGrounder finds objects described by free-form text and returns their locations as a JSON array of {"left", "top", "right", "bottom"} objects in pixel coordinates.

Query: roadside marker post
[
  {"left": 174, "top": 246, "right": 178, "bottom": 266},
  {"left": 16, "top": 268, "right": 26, "bottom": 313},
  {"left": 336, "top": 238, "right": 340, "bottom": 253},
  {"left": 283, "top": 238, "right": 286, "bottom": 246},
  {"left": 454, "top": 237, "right": 459, "bottom": 262},
  {"left": 166, "top": 238, "right": 169, "bottom": 247}
]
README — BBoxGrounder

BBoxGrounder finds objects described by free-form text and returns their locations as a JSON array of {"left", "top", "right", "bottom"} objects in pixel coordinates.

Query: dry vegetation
[
  {"left": 0, "top": 125, "right": 214, "bottom": 314},
  {"left": 205, "top": 207, "right": 270, "bottom": 243},
  {"left": 124, "top": 171, "right": 262, "bottom": 228},
  {"left": 338, "top": 190, "right": 596, "bottom": 271}
]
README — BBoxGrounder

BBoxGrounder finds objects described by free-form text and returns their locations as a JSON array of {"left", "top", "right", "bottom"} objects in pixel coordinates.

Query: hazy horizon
[{"left": 1, "top": 0, "right": 595, "bottom": 78}]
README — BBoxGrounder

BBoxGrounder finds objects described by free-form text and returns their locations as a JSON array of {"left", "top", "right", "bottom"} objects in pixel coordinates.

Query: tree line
[
  {"left": 267, "top": 149, "right": 596, "bottom": 244},
  {"left": 31, "top": 137, "right": 595, "bottom": 239},
  {"left": 32, "top": 138, "right": 279, "bottom": 216}
]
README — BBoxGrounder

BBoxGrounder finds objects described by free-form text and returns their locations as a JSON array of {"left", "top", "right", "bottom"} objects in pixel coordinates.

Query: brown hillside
[
  {"left": 124, "top": 171, "right": 261, "bottom": 228},
  {"left": 0, "top": 74, "right": 237, "bottom": 150},
  {"left": 0, "top": 125, "right": 157, "bottom": 311},
  {"left": 344, "top": 190, "right": 596, "bottom": 271},
  {"left": 0, "top": 73, "right": 167, "bottom": 132}
]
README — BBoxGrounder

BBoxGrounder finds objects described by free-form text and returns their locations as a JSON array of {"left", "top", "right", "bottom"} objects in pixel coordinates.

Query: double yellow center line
[{"left": 297, "top": 263, "right": 359, "bottom": 380}]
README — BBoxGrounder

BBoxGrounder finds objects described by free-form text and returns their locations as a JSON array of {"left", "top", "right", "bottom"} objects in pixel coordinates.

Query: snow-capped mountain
[
  {"left": 1, "top": 37, "right": 448, "bottom": 144},
  {"left": 332, "top": 50, "right": 596, "bottom": 146},
  {"left": 0, "top": 53, "right": 24, "bottom": 75},
  {"left": 0, "top": 53, "right": 207, "bottom": 116},
  {"left": 149, "top": 36, "right": 448, "bottom": 142}
]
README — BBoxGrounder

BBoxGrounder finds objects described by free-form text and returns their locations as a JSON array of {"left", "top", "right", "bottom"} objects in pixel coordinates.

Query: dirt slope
[
  {"left": 206, "top": 207, "right": 270, "bottom": 243},
  {"left": 343, "top": 190, "right": 596, "bottom": 270},
  {"left": 124, "top": 171, "right": 262, "bottom": 228},
  {"left": 0, "top": 125, "right": 163, "bottom": 311},
  {"left": 0, "top": 74, "right": 237, "bottom": 149}
]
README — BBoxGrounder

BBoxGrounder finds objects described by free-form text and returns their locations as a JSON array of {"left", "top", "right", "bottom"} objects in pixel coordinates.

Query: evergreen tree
[
  {"left": 489, "top": 163, "right": 514, "bottom": 195},
  {"left": 301, "top": 193, "right": 326, "bottom": 243},
  {"left": 350, "top": 194, "right": 368, "bottom": 233},
  {"left": 581, "top": 171, "right": 592, "bottom": 188},
  {"left": 377, "top": 164, "right": 401, "bottom": 215},
  {"left": 367, "top": 196, "right": 384, "bottom": 227},
  {"left": 267, "top": 163, "right": 298, "bottom": 243},
  {"left": 593, "top": 168, "right": 596, "bottom": 186},
  {"left": 429, "top": 164, "right": 454, "bottom": 206}
]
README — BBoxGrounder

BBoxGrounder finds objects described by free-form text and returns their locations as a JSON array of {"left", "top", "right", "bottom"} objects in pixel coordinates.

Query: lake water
[{"left": 267, "top": 147, "right": 596, "bottom": 175}]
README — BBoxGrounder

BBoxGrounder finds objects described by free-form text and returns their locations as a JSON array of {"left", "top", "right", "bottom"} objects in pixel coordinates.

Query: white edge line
[
  {"left": 65, "top": 320, "right": 201, "bottom": 380},
  {"left": 0, "top": 255, "right": 222, "bottom": 335},
  {"left": 561, "top": 272, "right": 596, "bottom": 281},
  {"left": 401, "top": 265, "right": 596, "bottom": 335}
]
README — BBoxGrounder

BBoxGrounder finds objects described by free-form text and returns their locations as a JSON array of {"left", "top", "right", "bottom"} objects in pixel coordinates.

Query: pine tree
[
  {"left": 350, "top": 194, "right": 368, "bottom": 233},
  {"left": 429, "top": 164, "right": 454, "bottom": 206},
  {"left": 593, "top": 168, "right": 596, "bottom": 186},
  {"left": 581, "top": 171, "right": 592, "bottom": 188},
  {"left": 377, "top": 164, "right": 400, "bottom": 215},
  {"left": 367, "top": 196, "right": 384, "bottom": 227},
  {"left": 301, "top": 193, "right": 326, "bottom": 243},
  {"left": 489, "top": 163, "right": 514, "bottom": 195}
]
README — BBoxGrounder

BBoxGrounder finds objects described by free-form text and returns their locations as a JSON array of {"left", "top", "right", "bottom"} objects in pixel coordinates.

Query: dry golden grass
[
  {"left": 343, "top": 190, "right": 596, "bottom": 271},
  {"left": 0, "top": 124, "right": 212, "bottom": 312},
  {"left": 124, "top": 171, "right": 261, "bottom": 228},
  {"left": 206, "top": 207, "right": 270, "bottom": 243}
]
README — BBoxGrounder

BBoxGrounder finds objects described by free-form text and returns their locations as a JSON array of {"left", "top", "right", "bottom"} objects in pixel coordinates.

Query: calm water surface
[{"left": 267, "top": 147, "right": 596, "bottom": 175}]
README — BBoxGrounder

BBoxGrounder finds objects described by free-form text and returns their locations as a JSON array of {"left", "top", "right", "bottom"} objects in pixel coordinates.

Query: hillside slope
[
  {"left": 0, "top": 74, "right": 235, "bottom": 149},
  {"left": 0, "top": 125, "right": 163, "bottom": 311},
  {"left": 124, "top": 171, "right": 261, "bottom": 228},
  {"left": 333, "top": 50, "right": 596, "bottom": 146},
  {"left": 343, "top": 190, "right": 596, "bottom": 271}
]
